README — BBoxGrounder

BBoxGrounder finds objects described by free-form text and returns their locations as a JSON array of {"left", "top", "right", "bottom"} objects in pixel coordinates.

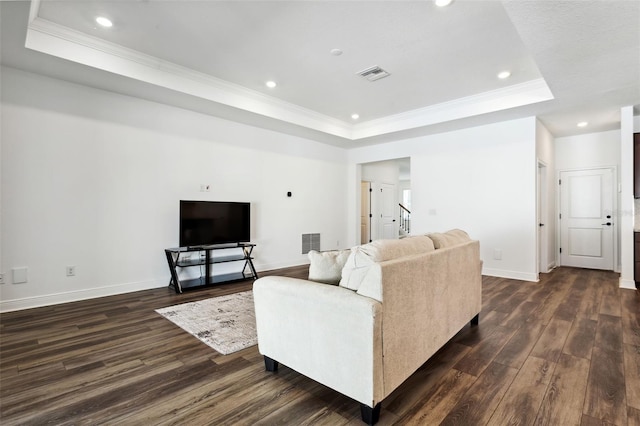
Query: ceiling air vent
[{"left": 356, "top": 65, "right": 390, "bottom": 82}]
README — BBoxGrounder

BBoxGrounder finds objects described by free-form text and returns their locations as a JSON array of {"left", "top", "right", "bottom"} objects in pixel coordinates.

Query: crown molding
[
  {"left": 25, "top": 1, "right": 554, "bottom": 142},
  {"left": 352, "top": 78, "right": 554, "bottom": 139},
  {"left": 25, "top": 15, "right": 355, "bottom": 139}
]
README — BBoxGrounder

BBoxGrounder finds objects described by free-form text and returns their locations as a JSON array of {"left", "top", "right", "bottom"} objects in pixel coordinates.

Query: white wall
[
  {"left": 349, "top": 117, "right": 539, "bottom": 281},
  {"left": 556, "top": 129, "right": 621, "bottom": 171},
  {"left": 0, "top": 67, "right": 349, "bottom": 311}
]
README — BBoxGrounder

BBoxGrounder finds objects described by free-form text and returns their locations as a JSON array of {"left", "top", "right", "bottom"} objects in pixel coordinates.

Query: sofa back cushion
[
  {"left": 308, "top": 249, "right": 351, "bottom": 285},
  {"left": 428, "top": 229, "right": 471, "bottom": 249},
  {"left": 339, "top": 236, "right": 435, "bottom": 291}
]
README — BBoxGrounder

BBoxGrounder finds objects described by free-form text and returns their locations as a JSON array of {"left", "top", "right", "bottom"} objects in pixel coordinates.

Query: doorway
[
  {"left": 537, "top": 161, "right": 548, "bottom": 274},
  {"left": 361, "top": 181, "right": 371, "bottom": 244},
  {"left": 359, "top": 158, "right": 410, "bottom": 242},
  {"left": 558, "top": 167, "right": 615, "bottom": 270}
]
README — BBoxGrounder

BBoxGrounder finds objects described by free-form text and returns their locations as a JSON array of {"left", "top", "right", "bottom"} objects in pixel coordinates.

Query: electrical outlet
[{"left": 66, "top": 266, "right": 76, "bottom": 277}]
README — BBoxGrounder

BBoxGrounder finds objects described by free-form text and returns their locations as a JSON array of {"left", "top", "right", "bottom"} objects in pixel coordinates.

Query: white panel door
[
  {"left": 559, "top": 168, "right": 614, "bottom": 270},
  {"left": 380, "top": 183, "right": 397, "bottom": 240}
]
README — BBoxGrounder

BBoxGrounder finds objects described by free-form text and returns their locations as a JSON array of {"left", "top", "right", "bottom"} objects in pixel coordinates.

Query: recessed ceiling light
[
  {"left": 497, "top": 70, "right": 511, "bottom": 79},
  {"left": 96, "top": 16, "right": 113, "bottom": 28},
  {"left": 351, "top": 114, "right": 360, "bottom": 120},
  {"left": 435, "top": 0, "right": 453, "bottom": 7},
  {"left": 265, "top": 81, "right": 277, "bottom": 89},
  {"left": 330, "top": 48, "right": 343, "bottom": 56},
  {"left": 577, "top": 121, "right": 588, "bottom": 128}
]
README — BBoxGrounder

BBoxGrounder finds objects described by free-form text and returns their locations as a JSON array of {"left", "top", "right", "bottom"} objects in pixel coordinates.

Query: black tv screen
[{"left": 179, "top": 201, "right": 250, "bottom": 247}]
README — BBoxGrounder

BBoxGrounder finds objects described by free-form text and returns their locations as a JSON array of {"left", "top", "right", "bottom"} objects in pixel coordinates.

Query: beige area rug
[{"left": 155, "top": 290, "right": 256, "bottom": 355}]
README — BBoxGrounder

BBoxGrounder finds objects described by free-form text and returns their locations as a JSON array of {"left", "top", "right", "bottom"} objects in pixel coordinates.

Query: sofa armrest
[{"left": 253, "top": 276, "right": 384, "bottom": 407}]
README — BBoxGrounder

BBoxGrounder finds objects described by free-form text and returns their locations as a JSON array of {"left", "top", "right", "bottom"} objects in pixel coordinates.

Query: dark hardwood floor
[{"left": 1, "top": 266, "right": 639, "bottom": 425}]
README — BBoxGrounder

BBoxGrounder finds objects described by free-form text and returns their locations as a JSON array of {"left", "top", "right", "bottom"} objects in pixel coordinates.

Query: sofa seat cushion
[
  {"left": 428, "top": 229, "right": 471, "bottom": 249},
  {"left": 339, "top": 236, "right": 435, "bottom": 291},
  {"left": 308, "top": 249, "right": 351, "bottom": 285}
]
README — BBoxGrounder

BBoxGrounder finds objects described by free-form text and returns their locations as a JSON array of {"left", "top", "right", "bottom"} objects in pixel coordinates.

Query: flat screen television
[{"left": 179, "top": 200, "right": 250, "bottom": 248}]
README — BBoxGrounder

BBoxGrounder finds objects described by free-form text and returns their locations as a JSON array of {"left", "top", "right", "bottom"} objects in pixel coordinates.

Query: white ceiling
[{"left": 1, "top": 0, "right": 639, "bottom": 147}]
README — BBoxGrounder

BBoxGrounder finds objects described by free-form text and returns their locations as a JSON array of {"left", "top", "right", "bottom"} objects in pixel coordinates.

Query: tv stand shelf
[{"left": 165, "top": 243, "right": 257, "bottom": 293}]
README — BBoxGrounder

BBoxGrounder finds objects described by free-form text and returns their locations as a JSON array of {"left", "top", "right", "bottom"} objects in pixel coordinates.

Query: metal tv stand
[{"left": 164, "top": 243, "right": 257, "bottom": 294}]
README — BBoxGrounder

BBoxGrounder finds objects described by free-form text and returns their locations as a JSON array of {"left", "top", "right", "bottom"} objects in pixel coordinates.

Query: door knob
[
  {"left": 601, "top": 222, "right": 612, "bottom": 226},
  {"left": 539, "top": 223, "right": 544, "bottom": 227}
]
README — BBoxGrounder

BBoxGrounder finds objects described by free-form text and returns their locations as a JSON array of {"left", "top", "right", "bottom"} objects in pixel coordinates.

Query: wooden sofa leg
[
  {"left": 360, "top": 403, "right": 381, "bottom": 425},
  {"left": 264, "top": 356, "right": 278, "bottom": 372},
  {"left": 471, "top": 313, "right": 480, "bottom": 326}
]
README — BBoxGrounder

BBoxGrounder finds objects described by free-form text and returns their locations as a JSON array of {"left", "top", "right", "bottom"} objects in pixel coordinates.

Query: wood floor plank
[
  {"left": 500, "top": 300, "right": 539, "bottom": 329},
  {"left": 493, "top": 322, "right": 546, "bottom": 369},
  {"left": 384, "top": 342, "right": 471, "bottom": 416},
  {"left": 530, "top": 318, "right": 573, "bottom": 363},
  {"left": 399, "top": 368, "right": 477, "bottom": 425},
  {"left": 450, "top": 309, "right": 509, "bottom": 348},
  {"left": 534, "top": 353, "right": 590, "bottom": 426},
  {"left": 575, "top": 274, "right": 605, "bottom": 321},
  {"left": 621, "top": 290, "right": 640, "bottom": 346},
  {"left": 562, "top": 317, "right": 597, "bottom": 360},
  {"left": 583, "top": 345, "right": 627, "bottom": 425},
  {"left": 599, "top": 274, "right": 622, "bottom": 317},
  {"left": 595, "top": 313, "right": 624, "bottom": 353},
  {"left": 526, "top": 277, "right": 573, "bottom": 326},
  {"left": 629, "top": 406, "right": 640, "bottom": 426},
  {"left": 550, "top": 270, "right": 585, "bottom": 322},
  {"left": 453, "top": 326, "right": 517, "bottom": 376},
  {"left": 579, "top": 414, "right": 614, "bottom": 426},
  {"left": 624, "top": 343, "right": 640, "bottom": 411},
  {"left": 439, "top": 362, "right": 518, "bottom": 426},
  {"left": 487, "top": 356, "right": 553, "bottom": 426}
]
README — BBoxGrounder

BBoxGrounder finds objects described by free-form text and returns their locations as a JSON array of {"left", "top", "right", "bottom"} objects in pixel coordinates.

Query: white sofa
[{"left": 253, "top": 230, "right": 482, "bottom": 425}]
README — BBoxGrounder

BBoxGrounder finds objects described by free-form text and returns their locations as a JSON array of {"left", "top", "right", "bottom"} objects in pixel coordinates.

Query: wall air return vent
[
  {"left": 356, "top": 66, "right": 391, "bottom": 82},
  {"left": 302, "top": 233, "right": 320, "bottom": 254}
]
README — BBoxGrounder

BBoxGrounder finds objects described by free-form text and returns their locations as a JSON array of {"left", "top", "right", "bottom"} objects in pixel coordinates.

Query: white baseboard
[
  {"left": 255, "top": 260, "right": 309, "bottom": 272},
  {"left": 0, "top": 261, "right": 311, "bottom": 312},
  {"left": 0, "top": 279, "right": 166, "bottom": 313},
  {"left": 482, "top": 267, "right": 538, "bottom": 282},
  {"left": 619, "top": 277, "right": 637, "bottom": 290}
]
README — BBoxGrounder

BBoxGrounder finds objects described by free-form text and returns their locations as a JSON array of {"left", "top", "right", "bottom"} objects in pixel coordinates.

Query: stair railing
[{"left": 399, "top": 203, "right": 411, "bottom": 235}]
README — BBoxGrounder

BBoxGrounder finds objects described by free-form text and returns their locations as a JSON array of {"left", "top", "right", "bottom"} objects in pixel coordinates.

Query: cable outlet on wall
[
  {"left": 200, "top": 184, "right": 211, "bottom": 192},
  {"left": 66, "top": 266, "right": 76, "bottom": 277}
]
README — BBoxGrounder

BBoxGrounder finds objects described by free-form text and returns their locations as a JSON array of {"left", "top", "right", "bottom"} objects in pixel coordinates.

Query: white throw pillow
[{"left": 308, "top": 249, "right": 351, "bottom": 285}]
